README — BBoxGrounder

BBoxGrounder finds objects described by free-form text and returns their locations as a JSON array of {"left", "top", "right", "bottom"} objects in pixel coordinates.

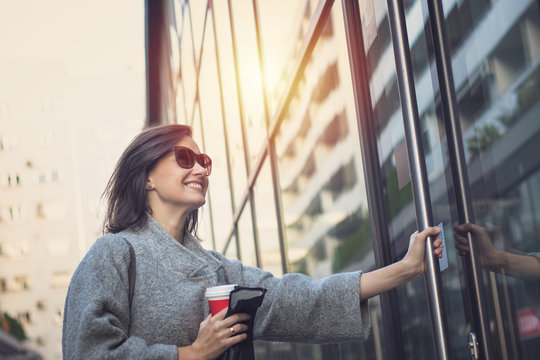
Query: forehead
[{"left": 175, "top": 136, "right": 201, "bottom": 153}]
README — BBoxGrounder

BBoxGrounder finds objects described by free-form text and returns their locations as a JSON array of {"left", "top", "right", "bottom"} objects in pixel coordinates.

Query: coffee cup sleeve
[{"left": 218, "top": 287, "right": 267, "bottom": 360}]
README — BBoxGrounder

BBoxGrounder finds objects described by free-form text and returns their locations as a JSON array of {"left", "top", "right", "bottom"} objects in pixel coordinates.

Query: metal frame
[
  {"left": 425, "top": 0, "right": 494, "bottom": 357},
  {"left": 208, "top": 0, "right": 241, "bottom": 257},
  {"left": 224, "top": 0, "right": 261, "bottom": 262},
  {"left": 145, "top": 0, "right": 174, "bottom": 125},
  {"left": 386, "top": 0, "right": 449, "bottom": 358},
  {"left": 340, "top": 1, "right": 405, "bottom": 358},
  {"left": 220, "top": 0, "right": 335, "bottom": 260},
  {"left": 251, "top": 0, "right": 289, "bottom": 274}
]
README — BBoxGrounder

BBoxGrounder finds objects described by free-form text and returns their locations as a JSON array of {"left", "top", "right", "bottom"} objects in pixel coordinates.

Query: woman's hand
[
  {"left": 359, "top": 227, "right": 442, "bottom": 300},
  {"left": 402, "top": 227, "right": 443, "bottom": 278},
  {"left": 177, "top": 308, "right": 250, "bottom": 360}
]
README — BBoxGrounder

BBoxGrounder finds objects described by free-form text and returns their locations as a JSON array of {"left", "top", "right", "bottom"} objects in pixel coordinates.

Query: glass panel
[
  {"left": 361, "top": 0, "right": 442, "bottom": 358},
  {"left": 275, "top": 7, "right": 368, "bottom": 279},
  {"left": 198, "top": 13, "right": 234, "bottom": 252},
  {"left": 190, "top": 105, "right": 216, "bottom": 247},
  {"left": 445, "top": 0, "right": 540, "bottom": 358},
  {"left": 187, "top": 0, "right": 207, "bottom": 59},
  {"left": 190, "top": 105, "right": 203, "bottom": 149},
  {"left": 258, "top": 0, "right": 319, "bottom": 115},
  {"left": 0, "top": 2, "right": 145, "bottom": 358},
  {"left": 178, "top": 0, "right": 197, "bottom": 124},
  {"left": 253, "top": 158, "right": 282, "bottom": 276},
  {"left": 229, "top": 0, "right": 266, "bottom": 172},
  {"left": 273, "top": 2, "right": 381, "bottom": 358},
  {"left": 224, "top": 234, "right": 239, "bottom": 261},
  {"left": 407, "top": 1, "right": 472, "bottom": 358},
  {"left": 212, "top": 0, "right": 248, "bottom": 207},
  {"left": 238, "top": 202, "right": 257, "bottom": 267}
]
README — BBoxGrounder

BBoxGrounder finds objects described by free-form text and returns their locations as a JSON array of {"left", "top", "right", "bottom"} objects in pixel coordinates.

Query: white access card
[{"left": 436, "top": 222, "right": 448, "bottom": 271}]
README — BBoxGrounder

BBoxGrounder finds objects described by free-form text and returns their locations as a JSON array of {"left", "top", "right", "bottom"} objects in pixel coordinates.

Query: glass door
[
  {"left": 352, "top": 0, "right": 540, "bottom": 358},
  {"left": 435, "top": 0, "right": 540, "bottom": 358}
]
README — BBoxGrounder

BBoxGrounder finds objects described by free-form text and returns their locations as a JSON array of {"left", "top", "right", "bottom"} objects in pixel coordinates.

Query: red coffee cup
[{"left": 205, "top": 284, "right": 237, "bottom": 315}]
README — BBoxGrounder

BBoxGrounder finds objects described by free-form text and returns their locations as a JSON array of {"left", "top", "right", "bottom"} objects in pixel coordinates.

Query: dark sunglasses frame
[{"left": 171, "top": 146, "right": 212, "bottom": 175}]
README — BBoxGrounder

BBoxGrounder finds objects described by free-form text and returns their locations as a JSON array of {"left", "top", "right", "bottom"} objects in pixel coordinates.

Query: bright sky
[{"left": 0, "top": 0, "right": 145, "bottom": 78}]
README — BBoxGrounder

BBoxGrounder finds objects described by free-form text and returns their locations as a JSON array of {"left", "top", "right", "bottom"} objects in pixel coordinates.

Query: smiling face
[{"left": 146, "top": 136, "right": 209, "bottom": 217}]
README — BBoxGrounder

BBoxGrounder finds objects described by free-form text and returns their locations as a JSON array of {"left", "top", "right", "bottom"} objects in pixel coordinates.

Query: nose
[{"left": 192, "top": 161, "right": 209, "bottom": 176}]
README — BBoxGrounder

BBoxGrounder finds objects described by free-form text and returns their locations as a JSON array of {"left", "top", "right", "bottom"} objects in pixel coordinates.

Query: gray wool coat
[{"left": 62, "top": 216, "right": 370, "bottom": 359}]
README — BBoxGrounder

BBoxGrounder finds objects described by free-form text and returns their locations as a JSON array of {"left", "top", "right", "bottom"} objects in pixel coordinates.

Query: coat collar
[{"left": 125, "top": 215, "right": 223, "bottom": 278}]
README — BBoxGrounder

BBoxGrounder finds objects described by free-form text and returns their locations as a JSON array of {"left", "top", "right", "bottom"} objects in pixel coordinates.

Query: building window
[
  {"left": 53, "top": 310, "right": 63, "bottom": 325},
  {"left": 46, "top": 237, "right": 70, "bottom": 256},
  {"left": 38, "top": 173, "right": 47, "bottom": 183},
  {"left": 39, "top": 202, "right": 68, "bottom": 220},
  {"left": 0, "top": 173, "right": 9, "bottom": 186},
  {"left": 17, "top": 311, "right": 31, "bottom": 326},
  {"left": 5, "top": 205, "right": 25, "bottom": 221},
  {"left": 51, "top": 271, "right": 70, "bottom": 289},
  {"left": 13, "top": 276, "right": 30, "bottom": 291}
]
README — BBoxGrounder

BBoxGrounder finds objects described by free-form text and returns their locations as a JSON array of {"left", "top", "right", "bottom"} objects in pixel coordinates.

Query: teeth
[{"left": 186, "top": 183, "right": 202, "bottom": 190}]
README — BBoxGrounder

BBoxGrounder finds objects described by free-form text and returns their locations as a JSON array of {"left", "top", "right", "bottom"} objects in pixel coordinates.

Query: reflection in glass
[
  {"left": 211, "top": 0, "right": 247, "bottom": 207},
  {"left": 272, "top": 2, "right": 380, "bottom": 358},
  {"left": 257, "top": 0, "right": 318, "bottom": 114},
  {"left": 228, "top": 0, "right": 267, "bottom": 171},
  {"left": 225, "top": 234, "right": 239, "bottom": 261},
  {"left": 177, "top": 1, "right": 197, "bottom": 125},
  {"left": 363, "top": 0, "right": 469, "bottom": 357},
  {"left": 253, "top": 159, "right": 282, "bottom": 276},
  {"left": 198, "top": 18, "right": 234, "bottom": 252},
  {"left": 238, "top": 202, "right": 257, "bottom": 267},
  {"left": 448, "top": 0, "right": 540, "bottom": 357}
]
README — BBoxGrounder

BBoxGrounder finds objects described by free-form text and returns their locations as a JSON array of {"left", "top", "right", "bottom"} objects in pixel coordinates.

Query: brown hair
[{"left": 102, "top": 124, "right": 199, "bottom": 234}]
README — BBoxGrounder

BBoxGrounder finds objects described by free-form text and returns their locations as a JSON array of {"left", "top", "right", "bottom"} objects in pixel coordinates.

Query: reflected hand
[{"left": 453, "top": 223, "right": 504, "bottom": 270}]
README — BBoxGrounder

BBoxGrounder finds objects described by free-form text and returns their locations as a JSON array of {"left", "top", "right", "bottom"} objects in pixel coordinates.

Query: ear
[{"left": 146, "top": 179, "right": 154, "bottom": 191}]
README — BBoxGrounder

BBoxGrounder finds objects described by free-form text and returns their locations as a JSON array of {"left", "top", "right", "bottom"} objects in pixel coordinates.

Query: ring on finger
[{"left": 230, "top": 326, "right": 235, "bottom": 335}]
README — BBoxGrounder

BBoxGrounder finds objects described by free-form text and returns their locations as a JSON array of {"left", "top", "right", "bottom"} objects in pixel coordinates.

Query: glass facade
[{"left": 157, "top": 0, "right": 540, "bottom": 358}]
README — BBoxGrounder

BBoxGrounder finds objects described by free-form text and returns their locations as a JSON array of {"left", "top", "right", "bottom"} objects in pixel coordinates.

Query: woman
[{"left": 62, "top": 124, "right": 442, "bottom": 359}]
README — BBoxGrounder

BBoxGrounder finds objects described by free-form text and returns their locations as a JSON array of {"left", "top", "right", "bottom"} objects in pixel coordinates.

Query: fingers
[
  {"left": 410, "top": 227, "right": 441, "bottom": 247},
  {"left": 212, "top": 307, "right": 229, "bottom": 320},
  {"left": 211, "top": 308, "right": 250, "bottom": 322},
  {"left": 208, "top": 309, "right": 250, "bottom": 337},
  {"left": 216, "top": 312, "right": 250, "bottom": 327},
  {"left": 199, "top": 314, "right": 211, "bottom": 329},
  {"left": 418, "top": 227, "right": 443, "bottom": 256},
  {"left": 222, "top": 323, "right": 249, "bottom": 337},
  {"left": 453, "top": 222, "right": 484, "bottom": 234},
  {"left": 453, "top": 223, "right": 471, "bottom": 256},
  {"left": 433, "top": 237, "right": 443, "bottom": 259},
  {"left": 223, "top": 332, "right": 248, "bottom": 347},
  {"left": 419, "top": 226, "right": 442, "bottom": 237}
]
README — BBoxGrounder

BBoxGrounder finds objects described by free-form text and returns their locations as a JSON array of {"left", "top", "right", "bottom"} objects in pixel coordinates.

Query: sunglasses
[{"left": 171, "top": 146, "right": 212, "bottom": 175}]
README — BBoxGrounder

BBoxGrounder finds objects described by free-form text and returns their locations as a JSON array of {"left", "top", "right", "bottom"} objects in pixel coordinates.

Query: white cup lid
[{"left": 205, "top": 284, "right": 237, "bottom": 298}]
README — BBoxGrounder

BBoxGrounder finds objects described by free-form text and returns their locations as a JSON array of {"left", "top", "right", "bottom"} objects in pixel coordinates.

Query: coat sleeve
[
  {"left": 62, "top": 237, "right": 178, "bottom": 360},
  {"left": 209, "top": 251, "right": 371, "bottom": 343}
]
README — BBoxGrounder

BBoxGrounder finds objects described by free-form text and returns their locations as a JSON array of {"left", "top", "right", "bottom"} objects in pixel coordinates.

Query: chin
[{"left": 192, "top": 198, "right": 206, "bottom": 209}]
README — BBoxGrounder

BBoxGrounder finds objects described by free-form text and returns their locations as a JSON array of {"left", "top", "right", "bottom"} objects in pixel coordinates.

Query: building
[
  {"left": 0, "top": 58, "right": 144, "bottom": 359},
  {"left": 148, "top": 0, "right": 540, "bottom": 359}
]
